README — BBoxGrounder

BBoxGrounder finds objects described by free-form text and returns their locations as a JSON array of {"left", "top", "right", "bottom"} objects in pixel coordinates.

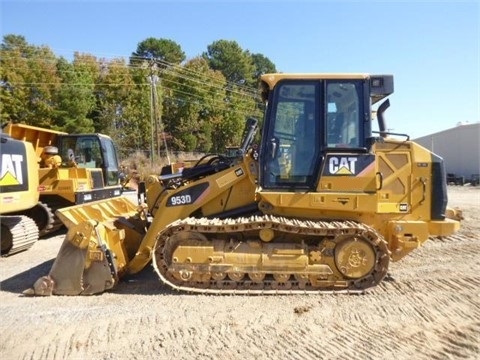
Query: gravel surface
[{"left": 1, "top": 186, "right": 479, "bottom": 360}]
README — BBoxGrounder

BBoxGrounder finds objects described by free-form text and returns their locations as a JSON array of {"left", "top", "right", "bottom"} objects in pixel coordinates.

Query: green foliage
[
  {"left": 251, "top": 53, "right": 277, "bottom": 85},
  {"left": 54, "top": 54, "right": 97, "bottom": 133},
  {"left": 1, "top": 34, "right": 276, "bottom": 161},
  {"left": 130, "top": 37, "right": 185, "bottom": 67},
  {"left": 163, "top": 56, "right": 228, "bottom": 152},
  {"left": 203, "top": 40, "right": 255, "bottom": 85},
  {"left": 1, "top": 34, "right": 61, "bottom": 127}
]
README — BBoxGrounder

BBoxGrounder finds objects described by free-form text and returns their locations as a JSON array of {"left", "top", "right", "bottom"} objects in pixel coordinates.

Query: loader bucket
[{"left": 24, "top": 196, "right": 148, "bottom": 296}]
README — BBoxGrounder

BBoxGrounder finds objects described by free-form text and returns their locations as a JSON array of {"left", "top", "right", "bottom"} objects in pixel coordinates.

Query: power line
[
  {"left": 1, "top": 51, "right": 265, "bottom": 149},
  {"left": 1, "top": 53, "right": 261, "bottom": 97},
  {"left": 4, "top": 81, "right": 260, "bottom": 116}
]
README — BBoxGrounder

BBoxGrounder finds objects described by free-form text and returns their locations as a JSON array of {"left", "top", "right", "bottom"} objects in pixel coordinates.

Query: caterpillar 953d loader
[
  {"left": 26, "top": 73, "right": 461, "bottom": 296},
  {"left": 3, "top": 123, "right": 123, "bottom": 237}
]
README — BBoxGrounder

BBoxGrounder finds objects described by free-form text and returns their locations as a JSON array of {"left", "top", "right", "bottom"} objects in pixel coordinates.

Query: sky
[{"left": 1, "top": 0, "right": 479, "bottom": 139}]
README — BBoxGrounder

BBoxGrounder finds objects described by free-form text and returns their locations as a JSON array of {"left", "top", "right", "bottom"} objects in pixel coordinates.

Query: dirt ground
[{"left": 1, "top": 186, "right": 479, "bottom": 360}]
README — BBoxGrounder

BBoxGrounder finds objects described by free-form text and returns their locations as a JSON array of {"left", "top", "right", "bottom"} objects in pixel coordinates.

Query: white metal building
[{"left": 414, "top": 122, "right": 480, "bottom": 180}]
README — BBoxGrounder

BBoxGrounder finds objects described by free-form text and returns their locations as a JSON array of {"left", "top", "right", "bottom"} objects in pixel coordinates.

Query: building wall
[{"left": 414, "top": 123, "right": 480, "bottom": 179}]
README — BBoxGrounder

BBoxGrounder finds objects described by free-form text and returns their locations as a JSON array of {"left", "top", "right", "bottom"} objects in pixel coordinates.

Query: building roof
[{"left": 414, "top": 122, "right": 480, "bottom": 142}]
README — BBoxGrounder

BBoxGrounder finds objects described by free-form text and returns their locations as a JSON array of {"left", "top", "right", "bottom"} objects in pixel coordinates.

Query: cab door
[
  {"left": 260, "top": 79, "right": 370, "bottom": 193},
  {"left": 260, "top": 80, "right": 322, "bottom": 191}
]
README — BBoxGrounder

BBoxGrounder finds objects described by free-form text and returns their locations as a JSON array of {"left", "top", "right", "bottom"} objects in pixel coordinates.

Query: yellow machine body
[
  {"left": 257, "top": 139, "right": 459, "bottom": 262},
  {"left": 4, "top": 122, "right": 122, "bottom": 236},
  {"left": 0, "top": 133, "right": 40, "bottom": 255},
  {"left": 26, "top": 74, "right": 461, "bottom": 296}
]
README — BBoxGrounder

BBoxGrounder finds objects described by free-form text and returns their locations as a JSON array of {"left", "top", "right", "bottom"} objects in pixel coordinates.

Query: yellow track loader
[{"left": 26, "top": 73, "right": 461, "bottom": 295}]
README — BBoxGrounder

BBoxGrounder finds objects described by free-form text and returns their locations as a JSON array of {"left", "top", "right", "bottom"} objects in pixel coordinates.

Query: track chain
[
  {"left": 1, "top": 215, "right": 39, "bottom": 256},
  {"left": 152, "top": 215, "right": 390, "bottom": 294}
]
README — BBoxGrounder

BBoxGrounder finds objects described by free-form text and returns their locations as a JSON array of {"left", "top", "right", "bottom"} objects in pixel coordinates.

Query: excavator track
[
  {"left": 153, "top": 215, "right": 390, "bottom": 294},
  {"left": 1, "top": 215, "right": 39, "bottom": 256}
]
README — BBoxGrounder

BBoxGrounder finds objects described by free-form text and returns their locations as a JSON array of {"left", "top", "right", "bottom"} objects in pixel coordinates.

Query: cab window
[
  {"left": 326, "top": 82, "right": 361, "bottom": 148},
  {"left": 263, "top": 82, "right": 319, "bottom": 188}
]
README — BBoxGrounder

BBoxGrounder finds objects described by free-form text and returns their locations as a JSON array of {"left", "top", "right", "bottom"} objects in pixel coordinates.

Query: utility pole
[
  {"left": 148, "top": 75, "right": 155, "bottom": 166},
  {"left": 151, "top": 74, "right": 160, "bottom": 161},
  {"left": 148, "top": 60, "right": 171, "bottom": 166},
  {"left": 147, "top": 61, "right": 159, "bottom": 166}
]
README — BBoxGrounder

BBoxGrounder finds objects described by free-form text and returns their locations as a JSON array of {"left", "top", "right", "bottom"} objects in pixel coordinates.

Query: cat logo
[
  {"left": 0, "top": 154, "right": 24, "bottom": 186},
  {"left": 328, "top": 156, "right": 358, "bottom": 175}
]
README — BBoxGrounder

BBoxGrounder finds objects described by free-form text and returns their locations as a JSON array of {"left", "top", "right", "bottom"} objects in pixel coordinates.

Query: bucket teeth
[{"left": 23, "top": 276, "right": 55, "bottom": 296}]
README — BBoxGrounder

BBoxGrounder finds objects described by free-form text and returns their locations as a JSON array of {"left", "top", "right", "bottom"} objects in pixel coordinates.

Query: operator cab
[
  {"left": 56, "top": 134, "right": 121, "bottom": 186},
  {"left": 259, "top": 73, "right": 393, "bottom": 190}
]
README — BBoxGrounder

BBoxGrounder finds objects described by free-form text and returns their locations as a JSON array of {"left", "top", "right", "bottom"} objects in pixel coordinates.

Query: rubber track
[{"left": 152, "top": 215, "right": 390, "bottom": 294}]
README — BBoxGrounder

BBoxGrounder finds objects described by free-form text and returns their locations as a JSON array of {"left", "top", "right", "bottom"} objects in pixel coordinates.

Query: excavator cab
[{"left": 259, "top": 74, "right": 393, "bottom": 191}]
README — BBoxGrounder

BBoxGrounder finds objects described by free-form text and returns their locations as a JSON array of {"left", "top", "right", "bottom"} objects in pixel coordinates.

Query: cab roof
[{"left": 260, "top": 73, "right": 370, "bottom": 90}]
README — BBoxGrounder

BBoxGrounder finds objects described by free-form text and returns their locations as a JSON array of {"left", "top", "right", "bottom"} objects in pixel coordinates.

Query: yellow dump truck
[{"left": 4, "top": 123, "right": 123, "bottom": 237}]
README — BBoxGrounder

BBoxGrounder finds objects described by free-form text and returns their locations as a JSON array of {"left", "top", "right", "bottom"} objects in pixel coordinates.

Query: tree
[
  {"left": 249, "top": 52, "right": 275, "bottom": 123},
  {"left": 162, "top": 57, "right": 228, "bottom": 152},
  {"left": 53, "top": 53, "right": 98, "bottom": 133},
  {"left": 0, "top": 34, "right": 60, "bottom": 127},
  {"left": 1, "top": 34, "right": 275, "bottom": 160},
  {"left": 210, "top": 84, "right": 259, "bottom": 153},
  {"left": 251, "top": 53, "right": 277, "bottom": 83},
  {"left": 129, "top": 38, "right": 186, "bottom": 160},
  {"left": 130, "top": 37, "right": 185, "bottom": 67},
  {"left": 94, "top": 57, "right": 151, "bottom": 159},
  {"left": 202, "top": 40, "right": 269, "bottom": 142},
  {"left": 203, "top": 40, "right": 255, "bottom": 86}
]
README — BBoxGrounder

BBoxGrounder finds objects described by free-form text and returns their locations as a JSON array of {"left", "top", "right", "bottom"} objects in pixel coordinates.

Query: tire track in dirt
[
  {"left": 1, "top": 188, "right": 479, "bottom": 359},
  {"left": 432, "top": 322, "right": 480, "bottom": 359},
  {"left": 3, "top": 283, "right": 479, "bottom": 360}
]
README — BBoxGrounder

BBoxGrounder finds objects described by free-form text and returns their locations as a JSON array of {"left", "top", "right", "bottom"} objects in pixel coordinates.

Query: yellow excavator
[
  {"left": 26, "top": 73, "right": 461, "bottom": 295},
  {"left": 0, "top": 132, "right": 40, "bottom": 255}
]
